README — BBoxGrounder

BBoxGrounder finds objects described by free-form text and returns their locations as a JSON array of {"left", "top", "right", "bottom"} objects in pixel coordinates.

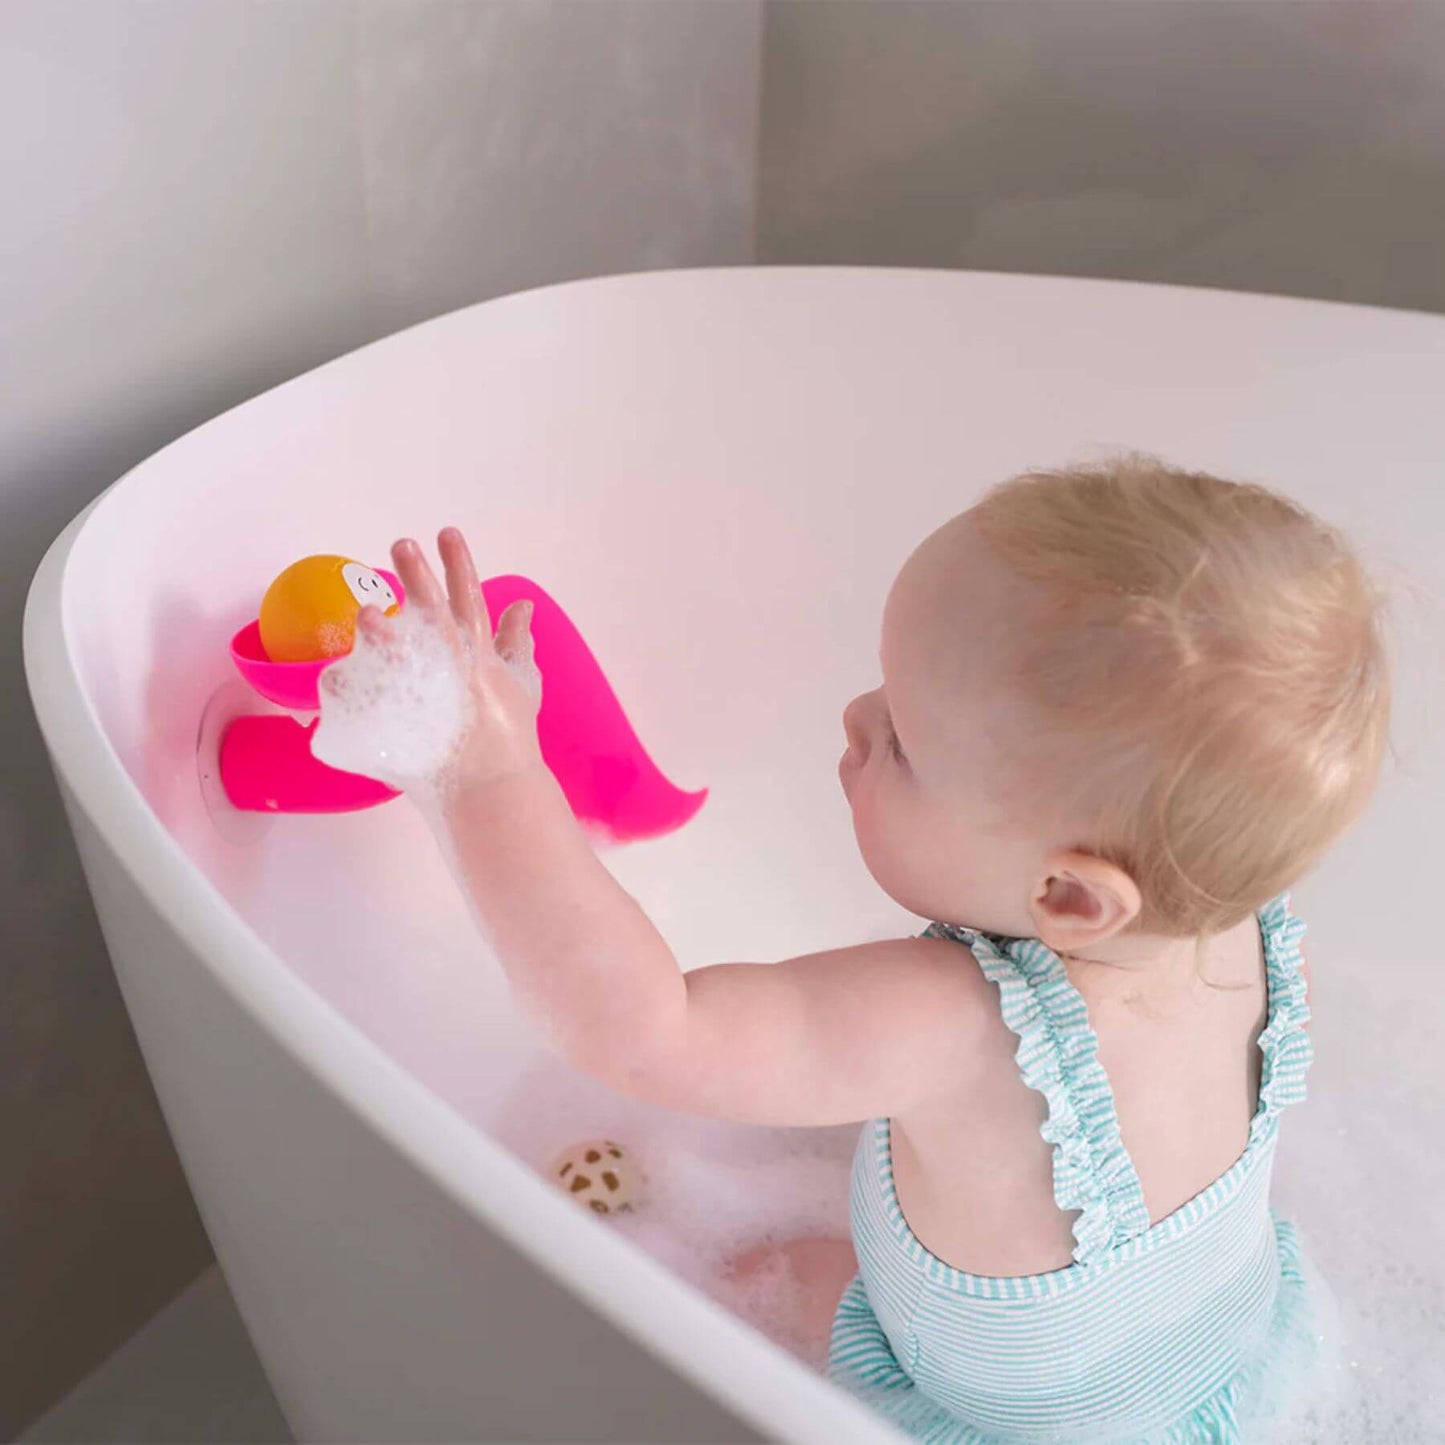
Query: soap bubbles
[
  {"left": 312, "top": 608, "right": 474, "bottom": 790},
  {"left": 487, "top": 1055, "right": 856, "bottom": 1365}
]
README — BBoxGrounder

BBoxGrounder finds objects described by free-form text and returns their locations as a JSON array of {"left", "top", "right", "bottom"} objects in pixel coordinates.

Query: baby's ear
[{"left": 1029, "top": 852, "right": 1142, "bottom": 953}]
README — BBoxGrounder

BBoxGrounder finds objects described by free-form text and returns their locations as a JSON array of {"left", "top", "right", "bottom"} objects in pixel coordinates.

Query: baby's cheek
[
  {"left": 853, "top": 783, "right": 929, "bottom": 906},
  {"left": 891, "top": 791, "right": 985, "bottom": 913}
]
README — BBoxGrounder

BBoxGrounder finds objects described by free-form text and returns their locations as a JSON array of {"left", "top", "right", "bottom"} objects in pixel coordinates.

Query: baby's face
[{"left": 839, "top": 515, "right": 1047, "bottom": 935}]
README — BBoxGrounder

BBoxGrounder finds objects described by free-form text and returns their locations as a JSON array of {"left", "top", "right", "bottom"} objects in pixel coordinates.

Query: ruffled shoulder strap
[
  {"left": 1251, "top": 893, "right": 1314, "bottom": 1136},
  {"left": 924, "top": 921, "right": 1152, "bottom": 1264}
]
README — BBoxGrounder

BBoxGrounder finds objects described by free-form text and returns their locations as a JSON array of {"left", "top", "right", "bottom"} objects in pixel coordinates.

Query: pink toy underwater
[{"left": 220, "top": 563, "right": 707, "bottom": 842}]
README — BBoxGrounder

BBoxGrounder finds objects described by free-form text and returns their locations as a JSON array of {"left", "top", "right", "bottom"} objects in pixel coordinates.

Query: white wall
[{"left": 0, "top": 1, "right": 761, "bottom": 1430}]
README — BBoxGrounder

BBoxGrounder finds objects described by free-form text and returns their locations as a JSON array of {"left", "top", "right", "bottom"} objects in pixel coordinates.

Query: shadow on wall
[{"left": 758, "top": 1, "right": 1445, "bottom": 314}]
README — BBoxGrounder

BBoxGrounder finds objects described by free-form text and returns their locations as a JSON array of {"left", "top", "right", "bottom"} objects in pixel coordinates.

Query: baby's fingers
[
  {"left": 494, "top": 600, "right": 534, "bottom": 665},
  {"left": 356, "top": 604, "right": 392, "bottom": 643},
  {"left": 494, "top": 600, "right": 541, "bottom": 703},
  {"left": 391, "top": 537, "right": 448, "bottom": 615},
  {"left": 438, "top": 527, "right": 489, "bottom": 648}
]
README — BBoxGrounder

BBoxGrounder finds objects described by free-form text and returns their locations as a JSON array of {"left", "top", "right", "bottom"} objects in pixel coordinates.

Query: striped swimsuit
[{"left": 829, "top": 893, "right": 1319, "bottom": 1443}]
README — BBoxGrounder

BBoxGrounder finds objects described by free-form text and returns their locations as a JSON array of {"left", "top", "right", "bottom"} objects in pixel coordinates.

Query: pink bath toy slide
[
  {"left": 219, "top": 570, "right": 707, "bottom": 842},
  {"left": 219, "top": 715, "right": 400, "bottom": 813},
  {"left": 482, "top": 575, "right": 707, "bottom": 843},
  {"left": 220, "top": 566, "right": 407, "bottom": 813}
]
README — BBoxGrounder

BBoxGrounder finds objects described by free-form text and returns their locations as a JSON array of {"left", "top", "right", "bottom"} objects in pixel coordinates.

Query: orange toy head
[{"left": 258, "top": 555, "right": 399, "bottom": 663}]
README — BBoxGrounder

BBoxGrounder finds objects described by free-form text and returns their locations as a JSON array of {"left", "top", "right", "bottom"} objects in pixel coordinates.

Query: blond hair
[{"left": 973, "top": 455, "right": 1390, "bottom": 936}]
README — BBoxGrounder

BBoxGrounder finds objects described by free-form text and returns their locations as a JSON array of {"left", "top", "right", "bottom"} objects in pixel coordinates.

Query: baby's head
[{"left": 839, "top": 455, "right": 1390, "bottom": 950}]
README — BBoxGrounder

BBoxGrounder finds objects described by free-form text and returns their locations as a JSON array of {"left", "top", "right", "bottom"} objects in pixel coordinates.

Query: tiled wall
[
  {"left": 0, "top": 2, "right": 761, "bottom": 1431},
  {"left": 758, "top": 2, "right": 1445, "bottom": 314}
]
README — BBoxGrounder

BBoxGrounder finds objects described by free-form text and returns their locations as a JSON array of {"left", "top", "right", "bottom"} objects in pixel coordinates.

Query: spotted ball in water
[
  {"left": 258, "top": 555, "right": 399, "bottom": 663},
  {"left": 548, "top": 1139, "right": 643, "bottom": 1216}
]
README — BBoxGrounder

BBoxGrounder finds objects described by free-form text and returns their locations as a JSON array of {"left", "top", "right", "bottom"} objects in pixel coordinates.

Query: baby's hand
[{"left": 360, "top": 529, "right": 543, "bottom": 793}]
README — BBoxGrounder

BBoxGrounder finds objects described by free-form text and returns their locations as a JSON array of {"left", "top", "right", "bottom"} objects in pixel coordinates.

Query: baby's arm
[
  {"left": 444, "top": 759, "right": 998, "bottom": 1125},
  {"left": 383, "top": 531, "right": 1000, "bottom": 1127}
]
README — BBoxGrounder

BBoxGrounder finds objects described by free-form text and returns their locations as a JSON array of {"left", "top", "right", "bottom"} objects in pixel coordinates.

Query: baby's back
[
  {"left": 832, "top": 899, "right": 1320, "bottom": 1439},
  {"left": 892, "top": 915, "right": 1268, "bottom": 1277}
]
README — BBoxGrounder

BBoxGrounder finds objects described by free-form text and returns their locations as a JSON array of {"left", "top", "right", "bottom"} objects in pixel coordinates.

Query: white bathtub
[{"left": 25, "top": 268, "right": 1445, "bottom": 1442}]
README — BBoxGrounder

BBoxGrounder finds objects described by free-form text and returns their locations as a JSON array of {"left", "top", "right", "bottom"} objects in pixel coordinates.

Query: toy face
[
  {"left": 260, "top": 555, "right": 401, "bottom": 663},
  {"left": 341, "top": 562, "right": 398, "bottom": 613}
]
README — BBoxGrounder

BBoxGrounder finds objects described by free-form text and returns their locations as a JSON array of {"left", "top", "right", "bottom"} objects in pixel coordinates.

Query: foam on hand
[{"left": 312, "top": 608, "right": 474, "bottom": 790}]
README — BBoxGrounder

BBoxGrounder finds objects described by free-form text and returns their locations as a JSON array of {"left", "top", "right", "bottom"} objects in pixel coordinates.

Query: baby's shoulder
[
  {"left": 893, "top": 926, "right": 1002, "bottom": 995},
  {"left": 881, "top": 929, "right": 1022, "bottom": 1061}
]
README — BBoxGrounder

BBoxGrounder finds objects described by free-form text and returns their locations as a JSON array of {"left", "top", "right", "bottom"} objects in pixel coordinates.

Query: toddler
[{"left": 359, "top": 455, "right": 1388, "bottom": 1441}]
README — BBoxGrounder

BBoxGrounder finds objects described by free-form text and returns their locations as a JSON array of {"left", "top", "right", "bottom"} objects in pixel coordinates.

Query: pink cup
[{"left": 229, "top": 569, "right": 406, "bottom": 711}]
